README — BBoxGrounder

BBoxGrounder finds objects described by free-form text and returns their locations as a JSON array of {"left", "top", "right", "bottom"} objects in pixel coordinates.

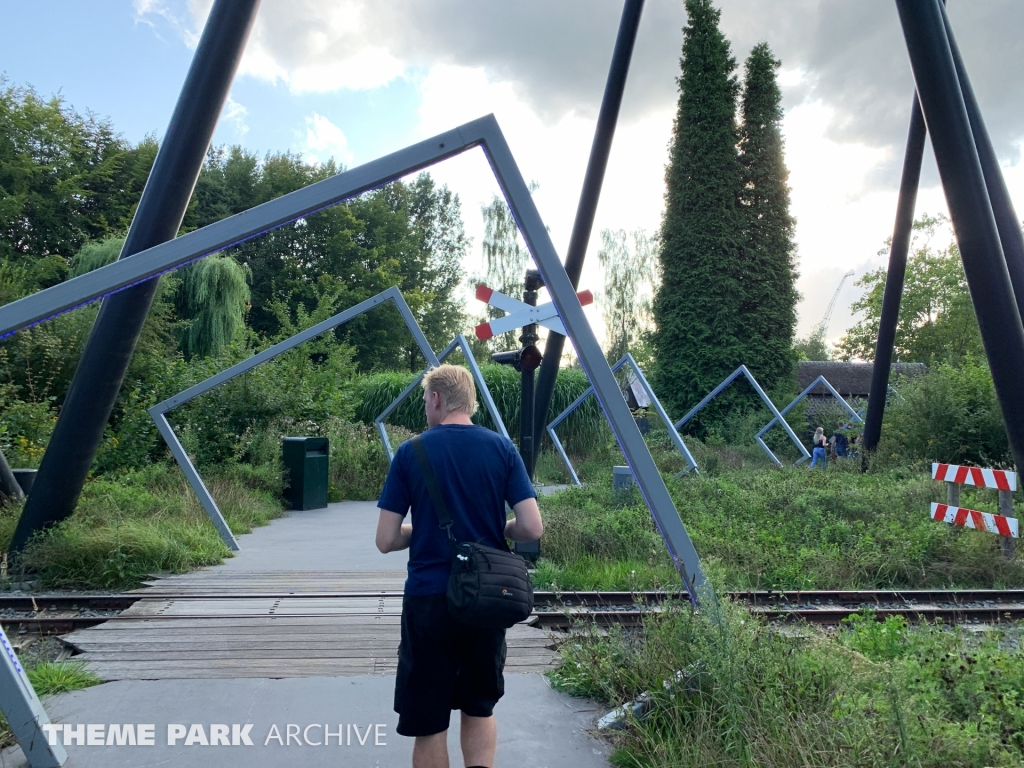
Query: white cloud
[
  {"left": 134, "top": 0, "right": 1024, "bottom": 347},
  {"left": 221, "top": 95, "right": 249, "bottom": 139},
  {"left": 302, "top": 113, "right": 353, "bottom": 167}
]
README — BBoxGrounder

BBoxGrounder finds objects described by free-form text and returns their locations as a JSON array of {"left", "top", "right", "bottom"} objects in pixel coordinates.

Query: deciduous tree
[
  {"left": 839, "top": 216, "right": 982, "bottom": 365},
  {"left": 598, "top": 229, "right": 656, "bottom": 363}
]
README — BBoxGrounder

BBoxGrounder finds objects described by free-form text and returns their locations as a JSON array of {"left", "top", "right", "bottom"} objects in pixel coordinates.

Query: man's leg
[
  {"left": 413, "top": 731, "right": 449, "bottom": 768},
  {"left": 460, "top": 713, "right": 496, "bottom": 768}
]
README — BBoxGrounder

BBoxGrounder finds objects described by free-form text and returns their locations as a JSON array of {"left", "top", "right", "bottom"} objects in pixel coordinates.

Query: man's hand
[
  {"left": 504, "top": 497, "right": 543, "bottom": 542},
  {"left": 376, "top": 509, "right": 412, "bottom": 553}
]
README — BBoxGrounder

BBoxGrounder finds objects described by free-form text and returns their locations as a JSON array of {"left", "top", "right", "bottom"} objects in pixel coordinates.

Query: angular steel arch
[
  {"left": 375, "top": 333, "right": 509, "bottom": 462},
  {"left": 4, "top": 113, "right": 712, "bottom": 602},
  {"left": 674, "top": 365, "right": 810, "bottom": 467},
  {"left": 754, "top": 375, "right": 863, "bottom": 466},
  {"left": 149, "top": 287, "right": 439, "bottom": 550},
  {"left": 547, "top": 353, "right": 698, "bottom": 486}
]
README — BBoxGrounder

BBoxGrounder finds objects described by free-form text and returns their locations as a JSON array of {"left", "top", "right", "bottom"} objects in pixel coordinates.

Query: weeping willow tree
[
  {"left": 69, "top": 238, "right": 250, "bottom": 359},
  {"left": 70, "top": 236, "right": 126, "bottom": 277},
  {"left": 598, "top": 229, "right": 656, "bottom": 363},
  {"left": 176, "top": 256, "right": 251, "bottom": 359},
  {"left": 472, "top": 185, "right": 537, "bottom": 352}
]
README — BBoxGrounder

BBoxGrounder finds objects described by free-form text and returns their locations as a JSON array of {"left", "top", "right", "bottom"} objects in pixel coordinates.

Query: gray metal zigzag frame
[
  {"left": 375, "top": 333, "right": 509, "bottom": 463},
  {"left": 547, "top": 353, "right": 698, "bottom": 485},
  {"left": 754, "top": 375, "right": 863, "bottom": 466},
  {"left": 148, "top": 287, "right": 439, "bottom": 550},
  {"left": 675, "top": 365, "right": 810, "bottom": 467},
  {"left": 0, "top": 114, "right": 712, "bottom": 602}
]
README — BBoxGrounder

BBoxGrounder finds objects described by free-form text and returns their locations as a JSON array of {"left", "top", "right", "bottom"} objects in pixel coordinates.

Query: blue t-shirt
[{"left": 377, "top": 424, "right": 536, "bottom": 596}]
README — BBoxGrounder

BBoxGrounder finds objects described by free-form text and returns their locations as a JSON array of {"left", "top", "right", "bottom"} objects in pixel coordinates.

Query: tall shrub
[
  {"left": 880, "top": 359, "right": 1010, "bottom": 467},
  {"left": 737, "top": 42, "right": 798, "bottom": 393},
  {"left": 653, "top": 0, "right": 745, "bottom": 423}
]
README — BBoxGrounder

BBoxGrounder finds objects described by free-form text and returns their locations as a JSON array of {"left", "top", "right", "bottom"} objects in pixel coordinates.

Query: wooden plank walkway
[{"left": 63, "top": 570, "right": 561, "bottom": 680}]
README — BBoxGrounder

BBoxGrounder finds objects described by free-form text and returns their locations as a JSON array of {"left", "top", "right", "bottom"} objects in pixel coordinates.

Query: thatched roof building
[{"left": 797, "top": 361, "right": 927, "bottom": 399}]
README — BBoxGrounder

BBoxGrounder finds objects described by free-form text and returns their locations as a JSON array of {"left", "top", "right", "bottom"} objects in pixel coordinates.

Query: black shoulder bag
[{"left": 411, "top": 435, "right": 534, "bottom": 629}]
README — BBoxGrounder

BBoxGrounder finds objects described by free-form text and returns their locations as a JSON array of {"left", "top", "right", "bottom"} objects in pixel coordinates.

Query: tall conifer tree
[
  {"left": 738, "top": 42, "right": 798, "bottom": 391},
  {"left": 653, "top": 0, "right": 744, "bottom": 419}
]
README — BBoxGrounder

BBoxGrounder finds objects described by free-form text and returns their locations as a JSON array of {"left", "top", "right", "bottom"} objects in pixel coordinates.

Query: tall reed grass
[{"left": 355, "top": 364, "right": 605, "bottom": 456}]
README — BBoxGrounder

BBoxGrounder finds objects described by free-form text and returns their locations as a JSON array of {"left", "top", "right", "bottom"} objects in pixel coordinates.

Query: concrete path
[
  {"left": 1, "top": 675, "right": 608, "bottom": 767},
  {"left": 216, "top": 500, "right": 407, "bottom": 571},
  {"left": 2, "top": 500, "right": 612, "bottom": 767}
]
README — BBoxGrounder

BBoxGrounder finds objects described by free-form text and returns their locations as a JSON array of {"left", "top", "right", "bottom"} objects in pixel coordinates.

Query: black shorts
[{"left": 394, "top": 593, "right": 507, "bottom": 737}]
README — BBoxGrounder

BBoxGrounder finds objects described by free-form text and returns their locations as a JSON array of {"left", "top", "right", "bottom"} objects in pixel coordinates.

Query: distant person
[
  {"left": 809, "top": 427, "right": 828, "bottom": 469},
  {"left": 830, "top": 429, "right": 849, "bottom": 459},
  {"left": 375, "top": 364, "right": 543, "bottom": 768}
]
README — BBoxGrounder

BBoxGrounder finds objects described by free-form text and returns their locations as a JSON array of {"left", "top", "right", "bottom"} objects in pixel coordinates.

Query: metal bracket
[
  {"left": 547, "top": 353, "right": 698, "bottom": 485},
  {"left": 374, "top": 333, "right": 509, "bottom": 462},
  {"left": 0, "top": 626, "right": 66, "bottom": 767},
  {"left": 755, "top": 375, "right": 863, "bottom": 466},
  {"left": 149, "top": 287, "right": 439, "bottom": 550},
  {"left": 675, "top": 365, "right": 810, "bottom": 467}
]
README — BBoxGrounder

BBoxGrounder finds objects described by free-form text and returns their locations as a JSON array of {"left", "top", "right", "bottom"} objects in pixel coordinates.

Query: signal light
[{"left": 520, "top": 344, "right": 542, "bottom": 371}]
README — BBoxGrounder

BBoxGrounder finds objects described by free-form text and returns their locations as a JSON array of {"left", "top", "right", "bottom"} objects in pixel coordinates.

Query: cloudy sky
[{"left": 4, "top": 0, "right": 1024, "bottom": 346}]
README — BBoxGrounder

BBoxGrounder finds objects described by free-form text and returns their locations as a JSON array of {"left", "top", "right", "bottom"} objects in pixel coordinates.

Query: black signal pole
[
  {"left": 9, "top": 0, "right": 261, "bottom": 552},
  {"left": 520, "top": 270, "right": 543, "bottom": 478},
  {"left": 862, "top": 96, "right": 926, "bottom": 454},
  {"left": 895, "top": 0, "right": 1024, "bottom": 473},
  {"left": 532, "top": 0, "right": 643, "bottom": 464}
]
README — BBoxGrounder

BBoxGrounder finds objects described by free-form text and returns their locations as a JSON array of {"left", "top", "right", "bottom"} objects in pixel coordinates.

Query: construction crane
[{"left": 809, "top": 270, "right": 855, "bottom": 346}]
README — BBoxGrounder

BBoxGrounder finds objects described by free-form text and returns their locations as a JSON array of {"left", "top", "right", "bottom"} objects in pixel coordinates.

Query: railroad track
[{"left": 2, "top": 589, "right": 1023, "bottom": 633}]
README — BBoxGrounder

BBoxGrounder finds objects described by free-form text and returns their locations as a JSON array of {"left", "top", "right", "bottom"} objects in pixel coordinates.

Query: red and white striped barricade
[
  {"left": 929, "top": 503, "right": 1018, "bottom": 538},
  {"left": 930, "top": 463, "right": 1018, "bottom": 558},
  {"left": 932, "top": 463, "right": 1016, "bottom": 492}
]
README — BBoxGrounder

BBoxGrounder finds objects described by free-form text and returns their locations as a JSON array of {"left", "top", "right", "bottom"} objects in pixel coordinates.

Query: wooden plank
[
  {"left": 76, "top": 647, "right": 558, "bottom": 662},
  {"left": 82, "top": 658, "right": 558, "bottom": 682},
  {"left": 67, "top": 638, "right": 555, "bottom": 652},
  {"left": 77, "top": 569, "right": 561, "bottom": 681}
]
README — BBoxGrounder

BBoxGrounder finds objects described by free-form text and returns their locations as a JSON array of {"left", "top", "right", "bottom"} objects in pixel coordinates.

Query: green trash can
[{"left": 283, "top": 437, "right": 329, "bottom": 510}]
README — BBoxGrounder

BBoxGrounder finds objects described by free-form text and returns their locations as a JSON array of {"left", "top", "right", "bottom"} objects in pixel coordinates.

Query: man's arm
[
  {"left": 504, "top": 497, "right": 543, "bottom": 542},
  {"left": 376, "top": 509, "right": 412, "bottom": 553}
]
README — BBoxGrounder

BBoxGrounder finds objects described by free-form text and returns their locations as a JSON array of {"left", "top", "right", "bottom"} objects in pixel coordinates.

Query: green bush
[{"left": 879, "top": 359, "right": 1010, "bottom": 468}]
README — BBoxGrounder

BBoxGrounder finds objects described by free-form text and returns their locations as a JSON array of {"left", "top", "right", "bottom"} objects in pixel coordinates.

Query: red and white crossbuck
[
  {"left": 928, "top": 462, "right": 1019, "bottom": 543},
  {"left": 474, "top": 284, "right": 593, "bottom": 341}
]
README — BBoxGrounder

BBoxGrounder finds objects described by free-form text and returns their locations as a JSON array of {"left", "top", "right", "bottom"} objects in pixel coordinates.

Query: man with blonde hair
[{"left": 376, "top": 364, "right": 543, "bottom": 768}]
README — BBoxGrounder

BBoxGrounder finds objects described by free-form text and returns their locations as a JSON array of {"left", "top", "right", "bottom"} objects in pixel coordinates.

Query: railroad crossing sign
[{"left": 474, "top": 284, "right": 593, "bottom": 340}]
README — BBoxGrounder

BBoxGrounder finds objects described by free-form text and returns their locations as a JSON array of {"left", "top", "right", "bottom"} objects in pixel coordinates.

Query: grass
[
  {"left": 534, "top": 444, "right": 1024, "bottom": 592},
  {"left": 0, "top": 461, "right": 285, "bottom": 590},
  {"left": 0, "top": 660, "right": 101, "bottom": 749},
  {"left": 550, "top": 602, "right": 1024, "bottom": 767},
  {"left": 28, "top": 660, "right": 101, "bottom": 696}
]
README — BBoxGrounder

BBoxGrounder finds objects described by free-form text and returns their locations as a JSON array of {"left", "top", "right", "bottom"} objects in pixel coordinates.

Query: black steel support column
[
  {"left": 531, "top": 0, "right": 643, "bottom": 464},
  {"left": 895, "top": 0, "right": 1024, "bottom": 472},
  {"left": 862, "top": 96, "right": 927, "bottom": 453},
  {"left": 9, "top": 0, "right": 261, "bottom": 552},
  {"left": 0, "top": 450, "right": 23, "bottom": 502},
  {"left": 940, "top": 5, "right": 1024, "bottom": 320}
]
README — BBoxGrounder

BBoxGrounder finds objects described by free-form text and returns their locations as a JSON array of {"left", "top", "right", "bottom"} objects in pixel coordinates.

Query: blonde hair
[
  {"left": 423, "top": 364, "right": 478, "bottom": 416},
  {"left": 813, "top": 427, "right": 824, "bottom": 442}
]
